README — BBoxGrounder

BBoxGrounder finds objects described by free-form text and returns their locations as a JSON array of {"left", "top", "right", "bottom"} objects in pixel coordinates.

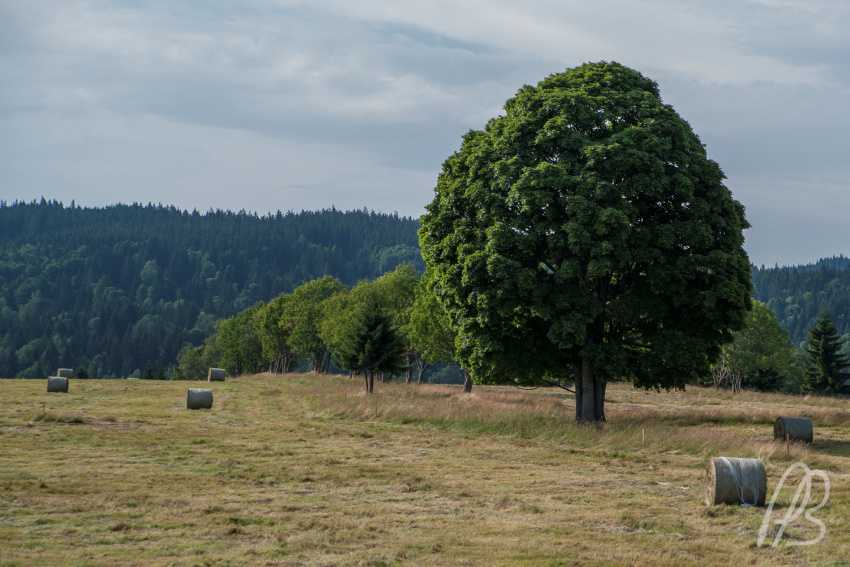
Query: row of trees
[
  {"left": 175, "top": 266, "right": 463, "bottom": 392},
  {"left": 179, "top": 264, "right": 848, "bottom": 398}
]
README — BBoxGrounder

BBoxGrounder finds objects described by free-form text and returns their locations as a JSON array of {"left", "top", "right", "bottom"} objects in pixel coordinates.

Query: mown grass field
[{"left": 1, "top": 374, "right": 848, "bottom": 566}]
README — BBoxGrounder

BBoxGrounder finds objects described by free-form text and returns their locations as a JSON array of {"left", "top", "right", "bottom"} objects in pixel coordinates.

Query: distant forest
[
  {"left": 0, "top": 200, "right": 423, "bottom": 378},
  {"left": 3, "top": 199, "right": 850, "bottom": 378},
  {"left": 752, "top": 256, "right": 850, "bottom": 348}
]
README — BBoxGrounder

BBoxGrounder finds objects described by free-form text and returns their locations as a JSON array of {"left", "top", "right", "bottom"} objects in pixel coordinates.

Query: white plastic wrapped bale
[
  {"left": 57, "top": 368, "right": 74, "bottom": 378},
  {"left": 774, "top": 417, "right": 813, "bottom": 443},
  {"left": 47, "top": 377, "right": 69, "bottom": 393},
  {"left": 705, "top": 457, "right": 766, "bottom": 506},
  {"left": 208, "top": 368, "right": 226, "bottom": 382},
  {"left": 187, "top": 388, "right": 213, "bottom": 410}
]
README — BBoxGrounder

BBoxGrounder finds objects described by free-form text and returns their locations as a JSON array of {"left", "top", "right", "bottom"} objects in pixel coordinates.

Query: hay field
[{"left": 1, "top": 374, "right": 848, "bottom": 566}]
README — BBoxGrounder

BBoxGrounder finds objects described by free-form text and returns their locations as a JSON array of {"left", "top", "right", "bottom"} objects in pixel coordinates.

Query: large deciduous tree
[
  {"left": 419, "top": 61, "right": 752, "bottom": 422},
  {"left": 286, "top": 276, "right": 348, "bottom": 372}
]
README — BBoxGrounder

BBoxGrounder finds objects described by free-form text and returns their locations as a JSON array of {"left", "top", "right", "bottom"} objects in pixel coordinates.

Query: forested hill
[
  {"left": 0, "top": 200, "right": 424, "bottom": 378},
  {"left": 752, "top": 257, "right": 850, "bottom": 348}
]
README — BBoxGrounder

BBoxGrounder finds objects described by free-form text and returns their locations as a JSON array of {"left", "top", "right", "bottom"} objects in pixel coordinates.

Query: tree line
[
  {"left": 174, "top": 265, "right": 464, "bottom": 392},
  {"left": 178, "top": 262, "right": 850, "bottom": 398}
]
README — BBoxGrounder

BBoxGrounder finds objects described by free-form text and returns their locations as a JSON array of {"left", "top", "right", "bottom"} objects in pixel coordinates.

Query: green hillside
[
  {"left": 0, "top": 199, "right": 423, "bottom": 378},
  {"left": 752, "top": 257, "right": 850, "bottom": 348}
]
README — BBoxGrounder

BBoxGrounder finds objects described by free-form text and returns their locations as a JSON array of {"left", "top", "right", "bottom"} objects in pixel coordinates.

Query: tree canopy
[{"left": 419, "top": 61, "right": 752, "bottom": 421}]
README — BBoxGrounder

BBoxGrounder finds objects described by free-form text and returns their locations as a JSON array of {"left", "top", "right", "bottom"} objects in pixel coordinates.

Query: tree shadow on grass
[{"left": 811, "top": 439, "right": 850, "bottom": 457}]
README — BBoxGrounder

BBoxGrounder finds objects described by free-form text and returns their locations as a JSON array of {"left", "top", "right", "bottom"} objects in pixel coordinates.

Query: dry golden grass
[{"left": 0, "top": 375, "right": 847, "bottom": 566}]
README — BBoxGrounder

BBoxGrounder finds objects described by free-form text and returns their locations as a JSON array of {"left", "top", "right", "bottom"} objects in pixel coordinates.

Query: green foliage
[
  {"left": 752, "top": 258, "right": 850, "bottom": 349},
  {"left": 710, "top": 301, "right": 796, "bottom": 393},
  {"left": 320, "top": 265, "right": 421, "bottom": 380},
  {"left": 419, "top": 61, "right": 752, "bottom": 420},
  {"left": 334, "top": 298, "right": 408, "bottom": 392},
  {"left": 216, "top": 304, "right": 265, "bottom": 376},
  {"left": 143, "top": 363, "right": 154, "bottom": 380},
  {"left": 803, "top": 309, "right": 849, "bottom": 394},
  {"left": 175, "top": 344, "right": 210, "bottom": 381},
  {"left": 408, "top": 273, "right": 457, "bottom": 382},
  {"left": 409, "top": 274, "right": 455, "bottom": 364},
  {"left": 286, "top": 277, "right": 348, "bottom": 372},
  {"left": 0, "top": 201, "right": 423, "bottom": 378},
  {"left": 170, "top": 365, "right": 185, "bottom": 381},
  {"left": 252, "top": 294, "right": 297, "bottom": 373},
  {"left": 73, "top": 366, "right": 90, "bottom": 379}
]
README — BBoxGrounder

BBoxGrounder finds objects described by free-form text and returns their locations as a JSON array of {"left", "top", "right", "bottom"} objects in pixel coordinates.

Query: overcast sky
[{"left": 1, "top": 0, "right": 848, "bottom": 267}]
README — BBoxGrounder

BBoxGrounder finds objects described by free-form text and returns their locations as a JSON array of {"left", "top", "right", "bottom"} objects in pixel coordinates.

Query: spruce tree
[
  {"left": 336, "top": 299, "right": 407, "bottom": 393},
  {"left": 804, "top": 309, "right": 849, "bottom": 394},
  {"left": 143, "top": 362, "right": 154, "bottom": 380}
]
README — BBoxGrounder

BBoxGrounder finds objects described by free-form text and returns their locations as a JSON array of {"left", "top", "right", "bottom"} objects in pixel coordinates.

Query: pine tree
[
  {"left": 143, "top": 362, "right": 154, "bottom": 380},
  {"left": 336, "top": 299, "right": 407, "bottom": 393},
  {"left": 804, "top": 309, "right": 849, "bottom": 394}
]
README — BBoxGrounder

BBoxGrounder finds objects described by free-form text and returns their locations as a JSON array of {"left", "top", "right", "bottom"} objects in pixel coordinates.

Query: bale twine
[
  {"left": 57, "top": 368, "right": 74, "bottom": 378},
  {"left": 208, "top": 368, "right": 226, "bottom": 382},
  {"left": 705, "top": 457, "right": 766, "bottom": 506},
  {"left": 187, "top": 388, "right": 213, "bottom": 410},
  {"left": 47, "top": 377, "right": 69, "bottom": 393},
  {"left": 774, "top": 417, "right": 813, "bottom": 443}
]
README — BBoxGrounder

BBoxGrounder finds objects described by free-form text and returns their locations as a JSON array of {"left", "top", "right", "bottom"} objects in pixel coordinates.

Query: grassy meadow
[{"left": 1, "top": 374, "right": 848, "bottom": 566}]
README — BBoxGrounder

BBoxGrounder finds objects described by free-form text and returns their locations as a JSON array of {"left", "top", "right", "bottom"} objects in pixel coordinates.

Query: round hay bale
[
  {"left": 127, "top": 377, "right": 140, "bottom": 380},
  {"left": 208, "top": 368, "right": 226, "bottom": 382},
  {"left": 705, "top": 457, "right": 766, "bottom": 506},
  {"left": 47, "top": 376, "right": 69, "bottom": 393},
  {"left": 187, "top": 388, "right": 213, "bottom": 410},
  {"left": 57, "top": 368, "right": 74, "bottom": 378},
  {"left": 774, "top": 416, "right": 813, "bottom": 443}
]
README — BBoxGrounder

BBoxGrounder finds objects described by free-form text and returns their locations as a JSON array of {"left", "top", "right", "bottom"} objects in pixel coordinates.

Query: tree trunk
[
  {"left": 574, "top": 283, "right": 608, "bottom": 422},
  {"left": 417, "top": 361, "right": 429, "bottom": 384},
  {"left": 364, "top": 371, "right": 370, "bottom": 393},
  {"left": 369, "top": 372, "right": 374, "bottom": 393},
  {"left": 732, "top": 371, "right": 743, "bottom": 394},
  {"left": 406, "top": 351, "right": 415, "bottom": 383},
  {"left": 574, "top": 363, "right": 582, "bottom": 421},
  {"left": 280, "top": 352, "right": 293, "bottom": 374},
  {"left": 463, "top": 369, "right": 472, "bottom": 393},
  {"left": 576, "top": 357, "right": 605, "bottom": 422}
]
